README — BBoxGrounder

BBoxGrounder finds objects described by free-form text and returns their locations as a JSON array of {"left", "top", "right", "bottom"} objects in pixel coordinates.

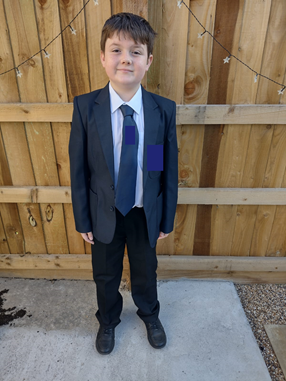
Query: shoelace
[
  {"left": 148, "top": 321, "right": 161, "bottom": 330},
  {"left": 103, "top": 328, "right": 113, "bottom": 334}
]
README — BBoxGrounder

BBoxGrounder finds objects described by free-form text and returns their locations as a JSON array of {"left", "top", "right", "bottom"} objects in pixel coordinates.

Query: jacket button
[
  {"left": 110, "top": 206, "right": 114, "bottom": 211},
  {"left": 110, "top": 185, "right": 114, "bottom": 190}
]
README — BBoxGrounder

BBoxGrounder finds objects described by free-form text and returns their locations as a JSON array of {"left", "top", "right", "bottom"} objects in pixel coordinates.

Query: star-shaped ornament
[
  {"left": 177, "top": 0, "right": 183, "bottom": 8},
  {"left": 70, "top": 26, "right": 76, "bottom": 35},
  {"left": 93, "top": 0, "right": 99, "bottom": 4},
  {"left": 278, "top": 87, "right": 285, "bottom": 95},
  {"left": 254, "top": 74, "right": 258, "bottom": 83},
  {"left": 198, "top": 33, "right": 203, "bottom": 39},
  {"left": 16, "top": 68, "right": 22, "bottom": 78},
  {"left": 44, "top": 50, "right": 51, "bottom": 59},
  {"left": 223, "top": 55, "right": 231, "bottom": 64}
]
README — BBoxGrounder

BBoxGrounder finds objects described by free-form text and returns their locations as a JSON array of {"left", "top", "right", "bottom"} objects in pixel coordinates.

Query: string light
[
  {"left": 43, "top": 49, "right": 51, "bottom": 59},
  {"left": 223, "top": 55, "right": 231, "bottom": 64},
  {"left": 178, "top": 0, "right": 286, "bottom": 96},
  {"left": 69, "top": 25, "right": 77, "bottom": 35},
  {"left": 0, "top": 0, "right": 93, "bottom": 77},
  {"left": 198, "top": 30, "right": 206, "bottom": 39},
  {"left": 16, "top": 68, "right": 22, "bottom": 78}
]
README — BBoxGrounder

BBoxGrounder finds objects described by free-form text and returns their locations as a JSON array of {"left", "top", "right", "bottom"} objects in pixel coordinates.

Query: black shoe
[
  {"left": 95, "top": 326, "right": 115, "bottom": 355},
  {"left": 145, "top": 318, "right": 166, "bottom": 349}
]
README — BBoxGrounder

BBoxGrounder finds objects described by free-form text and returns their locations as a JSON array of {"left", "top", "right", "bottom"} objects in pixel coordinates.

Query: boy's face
[{"left": 100, "top": 31, "right": 153, "bottom": 91}]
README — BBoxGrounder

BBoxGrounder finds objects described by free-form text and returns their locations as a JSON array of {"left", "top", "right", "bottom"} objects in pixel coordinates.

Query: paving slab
[
  {"left": 0, "top": 278, "right": 271, "bottom": 381},
  {"left": 264, "top": 324, "right": 286, "bottom": 378}
]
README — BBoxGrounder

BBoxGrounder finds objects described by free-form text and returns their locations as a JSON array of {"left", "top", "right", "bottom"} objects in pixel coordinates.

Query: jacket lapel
[{"left": 92, "top": 82, "right": 160, "bottom": 190}]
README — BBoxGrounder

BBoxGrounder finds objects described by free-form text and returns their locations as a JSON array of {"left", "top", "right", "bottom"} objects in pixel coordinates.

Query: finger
[
  {"left": 81, "top": 233, "right": 94, "bottom": 244},
  {"left": 87, "top": 232, "right": 94, "bottom": 245}
]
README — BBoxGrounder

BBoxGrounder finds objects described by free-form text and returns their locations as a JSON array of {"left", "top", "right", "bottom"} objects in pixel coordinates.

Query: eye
[{"left": 111, "top": 49, "right": 141, "bottom": 54}]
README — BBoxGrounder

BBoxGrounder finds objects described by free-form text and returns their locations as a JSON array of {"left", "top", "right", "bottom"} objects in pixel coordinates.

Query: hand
[
  {"left": 81, "top": 231, "right": 94, "bottom": 245},
  {"left": 158, "top": 231, "right": 169, "bottom": 240}
]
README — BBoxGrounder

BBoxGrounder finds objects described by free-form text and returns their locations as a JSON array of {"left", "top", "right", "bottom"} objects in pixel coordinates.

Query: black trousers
[{"left": 91, "top": 206, "right": 160, "bottom": 329}]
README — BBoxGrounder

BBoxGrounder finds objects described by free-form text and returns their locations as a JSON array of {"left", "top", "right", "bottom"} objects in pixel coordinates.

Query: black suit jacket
[{"left": 69, "top": 82, "right": 178, "bottom": 248}]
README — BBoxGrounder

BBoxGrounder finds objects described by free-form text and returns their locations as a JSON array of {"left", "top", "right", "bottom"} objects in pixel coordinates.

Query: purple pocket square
[{"left": 147, "top": 144, "right": 163, "bottom": 171}]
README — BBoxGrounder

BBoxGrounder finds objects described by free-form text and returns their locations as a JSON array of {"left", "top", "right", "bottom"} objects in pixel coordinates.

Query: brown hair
[{"left": 100, "top": 12, "right": 158, "bottom": 61}]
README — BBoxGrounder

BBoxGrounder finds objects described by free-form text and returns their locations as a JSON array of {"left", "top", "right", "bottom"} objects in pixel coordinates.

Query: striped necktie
[{"left": 115, "top": 104, "right": 139, "bottom": 216}]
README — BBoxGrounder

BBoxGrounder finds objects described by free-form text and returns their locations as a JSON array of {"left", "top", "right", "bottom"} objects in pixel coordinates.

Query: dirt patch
[{"left": 0, "top": 289, "right": 28, "bottom": 326}]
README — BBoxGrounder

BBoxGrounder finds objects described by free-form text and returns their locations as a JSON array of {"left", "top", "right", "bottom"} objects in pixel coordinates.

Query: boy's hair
[{"left": 100, "top": 12, "right": 158, "bottom": 60}]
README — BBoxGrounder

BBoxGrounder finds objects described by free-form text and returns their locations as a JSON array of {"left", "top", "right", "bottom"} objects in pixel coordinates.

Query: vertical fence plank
[
  {"left": 154, "top": 0, "right": 189, "bottom": 255},
  {"left": 177, "top": 0, "right": 217, "bottom": 255},
  {"left": 86, "top": 0, "right": 110, "bottom": 91},
  {"left": 193, "top": 0, "right": 242, "bottom": 256},
  {"left": 58, "top": 0, "right": 91, "bottom": 254},
  {"left": 249, "top": 0, "right": 286, "bottom": 257}
]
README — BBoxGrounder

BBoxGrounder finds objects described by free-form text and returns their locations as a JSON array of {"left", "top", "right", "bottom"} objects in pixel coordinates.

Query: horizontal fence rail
[
  {"left": 1, "top": 254, "right": 286, "bottom": 283},
  {"left": 1, "top": 104, "right": 286, "bottom": 124},
  {"left": 0, "top": 186, "right": 285, "bottom": 205}
]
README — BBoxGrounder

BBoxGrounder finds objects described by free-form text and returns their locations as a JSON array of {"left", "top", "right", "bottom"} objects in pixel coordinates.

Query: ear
[
  {"left": 146, "top": 54, "right": 153, "bottom": 70},
  {"left": 100, "top": 50, "right": 105, "bottom": 67}
]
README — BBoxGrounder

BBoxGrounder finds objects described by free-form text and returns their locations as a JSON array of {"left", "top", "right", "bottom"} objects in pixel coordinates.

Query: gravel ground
[{"left": 234, "top": 283, "right": 286, "bottom": 381}]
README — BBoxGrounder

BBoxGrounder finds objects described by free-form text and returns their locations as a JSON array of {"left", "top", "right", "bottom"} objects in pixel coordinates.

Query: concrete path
[{"left": 0, "top": 278, "right": 271, "bottom": 381}]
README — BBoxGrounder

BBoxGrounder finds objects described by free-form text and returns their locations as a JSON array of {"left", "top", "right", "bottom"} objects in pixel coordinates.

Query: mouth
[{"left": 118, "top": 69, "right": 133, "bottom": 72}]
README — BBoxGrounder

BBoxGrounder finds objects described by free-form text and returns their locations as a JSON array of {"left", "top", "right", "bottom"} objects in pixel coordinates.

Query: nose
[{"left": 121, "top": 52, "right": 132, "bottom": 64}]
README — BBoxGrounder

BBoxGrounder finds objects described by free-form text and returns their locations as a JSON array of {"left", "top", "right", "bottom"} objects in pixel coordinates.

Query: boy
[{"left": 69, "top": 12, "right": 178, "bottom": 355}]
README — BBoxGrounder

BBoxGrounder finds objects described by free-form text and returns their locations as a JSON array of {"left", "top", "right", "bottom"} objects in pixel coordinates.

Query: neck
[{"left": 110, "top": 81, "right": 140, "bottom": 102}]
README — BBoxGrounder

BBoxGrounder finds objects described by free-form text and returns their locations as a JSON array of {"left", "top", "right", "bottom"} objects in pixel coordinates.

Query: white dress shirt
[{"left": 109, "top": 81, "right": 144, "bottom": 208}]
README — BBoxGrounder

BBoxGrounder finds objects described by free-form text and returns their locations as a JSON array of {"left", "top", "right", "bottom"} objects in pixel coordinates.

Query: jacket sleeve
[
  {"left": 68, "top": 95, "right": 92, "bottom": 233},
  {"left": 160, "top": 101, "right": 178, "bottom": 234}
]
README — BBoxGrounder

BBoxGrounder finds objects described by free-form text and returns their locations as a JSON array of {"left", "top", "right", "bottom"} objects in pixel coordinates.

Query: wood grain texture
[
  {"left": 194, "top": 0, "right": 241, "bottom": 256},
  {"left": 213, "top": 0, "right": 272, "bottom": 257},
  {"left": 2, "top": 103, "right": 286, "bottom": 123},
  {"left": 0, "top": 0, "right": 40, "bottom": 254},
  {"left": 236, "top": 0, "right": 286, "bottom": 257},
  {"left": 35, "top": 0, "right": 84, "bottom": 254},
  {"left": 176, "top": 0, "right": 217, "bottom": 256},
  {"left": 5, "top": 0, "right": 69, "bottom": 254},
  {"left": 1, "top": 254, "right": 286, "bottom": 283}
]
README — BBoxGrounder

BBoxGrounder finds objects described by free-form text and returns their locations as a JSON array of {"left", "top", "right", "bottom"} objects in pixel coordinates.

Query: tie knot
[{"left": 120, "top": 104, "right": 134, "bottom": 117}]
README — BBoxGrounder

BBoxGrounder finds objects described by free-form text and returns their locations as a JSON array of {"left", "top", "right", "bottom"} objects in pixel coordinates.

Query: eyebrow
[{"left": 109, "top": 43, "right": 143, "bottom": 48}]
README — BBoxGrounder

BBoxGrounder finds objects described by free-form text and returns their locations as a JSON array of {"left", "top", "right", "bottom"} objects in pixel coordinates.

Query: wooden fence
[{"left": 0, "top": 0, "right": 286, "bottom": 283}]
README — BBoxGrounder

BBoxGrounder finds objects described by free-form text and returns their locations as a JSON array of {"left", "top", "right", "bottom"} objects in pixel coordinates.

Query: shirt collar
[{"left": 109, "top": 81, "right": 142, "bottom": 115}]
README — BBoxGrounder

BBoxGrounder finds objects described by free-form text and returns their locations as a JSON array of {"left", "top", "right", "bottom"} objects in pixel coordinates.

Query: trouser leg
[
  {"left": 125, "top": 207, "right": 160, "bottom": 324},
  {"left": 91, "top": 208, "right": 126, "bottom": 329}
]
